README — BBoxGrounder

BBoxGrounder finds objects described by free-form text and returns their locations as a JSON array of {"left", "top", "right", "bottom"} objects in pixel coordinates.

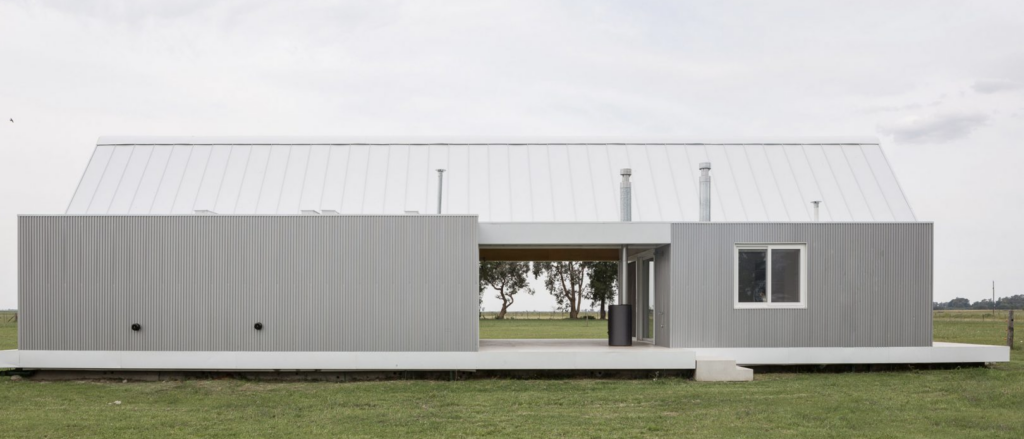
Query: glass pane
[
  {"left": 771, "top": 249, "right": 801, "bottom": 303},
  {"left": 737, "top": 249, "right": 767, "bottom": 302},
  {"left": 648, "top": 261, "right": 655, "bottom": 339}
]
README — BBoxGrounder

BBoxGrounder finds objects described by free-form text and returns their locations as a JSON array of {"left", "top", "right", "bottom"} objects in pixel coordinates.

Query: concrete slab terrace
[{"left": 0, "top": 341, "right": 1008, "bottom": 371}]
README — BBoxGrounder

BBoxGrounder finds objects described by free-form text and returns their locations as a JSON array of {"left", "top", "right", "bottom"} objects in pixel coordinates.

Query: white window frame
[{"left": 734, "top": 243, "right": 807, "bottom": 309}]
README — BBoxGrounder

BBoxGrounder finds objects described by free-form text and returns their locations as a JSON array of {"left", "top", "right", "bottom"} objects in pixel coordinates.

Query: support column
[
  {"left": 609, "top": 246, "right": 633, "bottom": 346},
  {"left": 618, "top": 245, "right": 628, "bottom": 304}
]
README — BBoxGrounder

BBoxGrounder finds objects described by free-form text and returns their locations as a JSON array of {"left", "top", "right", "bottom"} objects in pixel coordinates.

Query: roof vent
[
  {"left": 436, "top": 169, "right": 446, "bottom": 214},
  {"left": 620, "top": 168, "right": 632, "bottom": 222},
  {"left": 699, "top": 162, "right": 711, "bottom": 222}
]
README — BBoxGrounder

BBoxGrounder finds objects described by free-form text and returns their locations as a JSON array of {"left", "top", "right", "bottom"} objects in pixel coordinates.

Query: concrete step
[{"left": 694, "top": 356, "right": 753, "bottom": 382}]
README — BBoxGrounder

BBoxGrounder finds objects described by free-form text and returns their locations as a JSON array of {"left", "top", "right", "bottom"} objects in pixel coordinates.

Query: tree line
[
  {"left": 479, "top": 262, "right": 618, "bottom": 319},
  {"left": 933, "top": 294, "right": 1024, "bottom": 310}
]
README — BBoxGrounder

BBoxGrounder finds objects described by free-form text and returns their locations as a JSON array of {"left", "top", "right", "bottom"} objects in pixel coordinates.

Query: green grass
[
  {"left": 480, "top": 310, "right": 1022, "bottom": 345},
  {"left": 932, "top": 310, "right": 1021, "bottom": 350},
  {"left": 0, "top": 311, "right": 16, "bottom": 350},
  {"left": 935, "top": 319, "right": 1018, "bottom": 347},
  {"left": 0, "top": 311, "right": 1021, "bottom": 438},
  {"left": 480, "top": 318, "right": 608, "bottom": 339}
]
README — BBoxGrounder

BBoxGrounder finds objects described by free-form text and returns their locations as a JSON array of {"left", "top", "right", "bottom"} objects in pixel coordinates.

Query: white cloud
[
  {"left": 972, "top": 79, "right": 1022, "bottom": 94},
  {"left": 877, "top": 111, "right": 989, "bottom": 143}
]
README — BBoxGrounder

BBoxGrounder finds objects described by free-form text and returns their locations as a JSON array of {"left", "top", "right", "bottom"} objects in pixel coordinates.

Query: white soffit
[
  {"left": 479, "top": 222, "right": 671, "bottom": 246},
  {"left": 66, "top": 137, "right": 917, "bottom": 222}
]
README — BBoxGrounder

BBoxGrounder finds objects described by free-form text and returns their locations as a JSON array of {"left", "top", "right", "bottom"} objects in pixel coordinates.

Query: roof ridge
[{"left": 97, "top": 136, "right": 881, "bottom": 146}]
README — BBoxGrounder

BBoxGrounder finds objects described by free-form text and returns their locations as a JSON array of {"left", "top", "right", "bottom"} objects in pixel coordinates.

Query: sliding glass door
[{"left": 637, "top": 256, "right": 655, "bottom": 342}]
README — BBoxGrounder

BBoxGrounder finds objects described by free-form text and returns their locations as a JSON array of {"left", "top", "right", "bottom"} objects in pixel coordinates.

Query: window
[{"left": 734, "top": 244, "right": 806, "bottom": 309}]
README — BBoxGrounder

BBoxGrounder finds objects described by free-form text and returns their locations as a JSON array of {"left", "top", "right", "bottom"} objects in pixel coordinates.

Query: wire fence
[{"left": 932, "top": 309, "right": 1021, "bottom": 320}]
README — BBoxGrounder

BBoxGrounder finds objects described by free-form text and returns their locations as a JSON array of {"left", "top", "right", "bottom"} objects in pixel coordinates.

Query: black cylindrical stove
[{"left": 608, "top": 304, "right": 632, "bottom": 346}]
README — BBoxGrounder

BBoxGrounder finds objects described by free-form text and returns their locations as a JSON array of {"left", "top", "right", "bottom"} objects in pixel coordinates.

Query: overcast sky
[{"left": 1, "top": 0, "right": 1022, "bottom": 311}]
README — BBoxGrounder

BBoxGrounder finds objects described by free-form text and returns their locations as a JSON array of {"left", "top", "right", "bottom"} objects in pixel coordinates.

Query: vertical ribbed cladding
[
  {"left": 669, "top": 222, "right": 932, "bottom": 348},
  {"left": 653, "top": 244, "right": 672, "bottom": 347},
  {"left": 17, "top": 214, "right": 479, "bottom": 352},
  {"left": 16, "top": 216, "right": 26, "bottom": 349}
]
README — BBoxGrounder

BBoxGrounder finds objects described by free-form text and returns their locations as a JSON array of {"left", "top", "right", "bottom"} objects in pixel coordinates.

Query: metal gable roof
[{"left": 66, "top": 137, "right": 916, "bottom": 222}]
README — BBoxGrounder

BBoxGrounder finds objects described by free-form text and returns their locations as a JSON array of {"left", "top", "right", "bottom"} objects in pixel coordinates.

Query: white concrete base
[
  {"left": 0, "top": 350, "right": 15, "bottom": 369},
  {"left": 695, "top": 356, "right": 754, "bottom": 382},
  {"left": 691, "top": 342, "right": 1010, "bottom": 366},
  {"left": 0, "top": 340, "right": 695, "bottom": 371},
  {"left": 0, "top": 341, "right": 1009, "bottom": 371}
]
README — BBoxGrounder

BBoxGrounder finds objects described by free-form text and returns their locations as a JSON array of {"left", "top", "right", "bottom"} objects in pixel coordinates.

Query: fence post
[{"left": 1008, "top": 310, "right": 1015, "bottom": 349}]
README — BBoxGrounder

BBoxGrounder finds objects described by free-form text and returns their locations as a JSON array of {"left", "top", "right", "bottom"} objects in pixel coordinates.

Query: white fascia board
[
  {"left": 7, "top": 350, "right": 695, "bottom": 371},
  {"left": 693, "top": 343, "right": 1010, "bottom": 366},
  {"left": 3, "top": 343, "right": 1007, "bottom": 371},
  {"left": 97, "top": 136, "right": 881, "bottom": 146},
  {"left": 479, "top": 222, "right": 671, "bottom": 246}
]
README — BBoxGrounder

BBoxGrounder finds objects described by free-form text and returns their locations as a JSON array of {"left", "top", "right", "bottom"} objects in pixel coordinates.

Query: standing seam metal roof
[{"left": 66, "top": 137, "right": 916, "bottom": 222}]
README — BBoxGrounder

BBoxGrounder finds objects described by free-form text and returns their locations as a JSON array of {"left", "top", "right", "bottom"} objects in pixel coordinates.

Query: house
[{"left": 0, "top": 136, "right": 1008, "bottom": 380}]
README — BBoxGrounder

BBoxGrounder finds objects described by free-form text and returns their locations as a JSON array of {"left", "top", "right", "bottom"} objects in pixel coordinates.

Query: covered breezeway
[{"left": 478, "top": 222, "right": 672, "bottom": 347}]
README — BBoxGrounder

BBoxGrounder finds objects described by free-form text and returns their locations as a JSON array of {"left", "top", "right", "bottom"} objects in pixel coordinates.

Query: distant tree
[
  {"left": 997, "top": 294, "right": 1024, "bottom": 310},
  {"left": 478, "top": 271, "right": 486, "bottom": 305},
  {"left": 479, "top": 262, "right": 533, "bottom": 319},
  {"left": 586, "top": 262, "right": 618, "bottom": 320},
  {"left": 971, "top": 299, "right": 994, "bottom": 310},
  {"left": 533, "top": 262, "right": 590, "bottom": 319},
  {"left": 947, "top": 297, "right": 971, "bottom": 309}
]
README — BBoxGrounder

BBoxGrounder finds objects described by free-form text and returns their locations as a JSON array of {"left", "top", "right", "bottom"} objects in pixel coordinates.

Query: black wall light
[
  {"left": 254, "top": 322, "right": 264, "bottom": 331},
  {"left": 131, "top": 323, "right": 141, "bottom": 331}
]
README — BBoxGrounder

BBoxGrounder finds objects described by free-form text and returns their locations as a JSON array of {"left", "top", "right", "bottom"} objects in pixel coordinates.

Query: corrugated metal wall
[
  {"left": 653, "top": 245, "right": 672, "bottom": 347},
  {"left": 670, "top": 223, "right": 932, "bottom": 348},
  {"left": 18, "top": 215, "right": 479, "bottom": 352}
]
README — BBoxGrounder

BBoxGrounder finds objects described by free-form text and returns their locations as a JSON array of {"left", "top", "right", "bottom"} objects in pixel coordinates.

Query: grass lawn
[
  {"left": 480, "top": 318, "right": 607, "bottom": 339},
  {"left": 0, "top": 311, "right": 15, "bottom": 350},
  {"left": 0, "top": 311, "right": 1021, "bottom": 438}
]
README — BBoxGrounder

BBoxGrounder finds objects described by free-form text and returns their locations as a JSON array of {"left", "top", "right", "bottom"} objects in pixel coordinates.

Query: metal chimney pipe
[
  {"left": 811, "top": 201, "right": 821, "bottom": 221},
  {"left": 619, "top": 168, "right": 632, "bottom": 221},
  {"left": 436, "top": 169, "right": 445, "bottom": 214},
  {"left": 618, "top": 168, "right": 632, "bottom": 305},
  {"left": 699, "top": 162, "right": 711, "bottom": 222}
]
